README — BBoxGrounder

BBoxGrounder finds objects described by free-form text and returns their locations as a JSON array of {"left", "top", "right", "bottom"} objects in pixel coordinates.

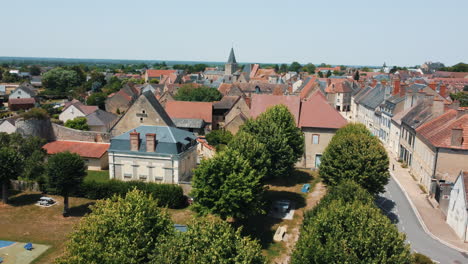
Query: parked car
[{"left": 38, "top": 197, "right": 55, "bottom": 206}]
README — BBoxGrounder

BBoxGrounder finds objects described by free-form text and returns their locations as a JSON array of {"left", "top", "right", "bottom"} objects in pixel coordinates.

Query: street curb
[{"left": 390, "top": 172, "right": 468, "bottom": 254}]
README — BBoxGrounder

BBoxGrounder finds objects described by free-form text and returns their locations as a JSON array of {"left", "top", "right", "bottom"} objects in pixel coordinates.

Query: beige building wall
[
  {"left": 224, "top": 114, "right": 246, "bottom": 135},
  {"left": 411, "top": 137, "right": 435, "bottom": 191},
  {"left": 224, "top": 98, "right": 250, "bottom": 125},
  {"left": 299, "top": 127, "right": 337, "bottom": 168},
  {"left": 86, "top": 154, "right": 109, "bottom": 171},
  {"left": 111, "top": 95, "right": 172, "bottom": 136}
]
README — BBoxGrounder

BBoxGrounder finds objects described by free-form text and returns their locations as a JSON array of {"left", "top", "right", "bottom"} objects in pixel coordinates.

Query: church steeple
[
  {"left": 225, "top": 47, "right": 238, "bottom": 76},
  {"left": 227, "top": 47, "right": 237, "bottom": 64}
]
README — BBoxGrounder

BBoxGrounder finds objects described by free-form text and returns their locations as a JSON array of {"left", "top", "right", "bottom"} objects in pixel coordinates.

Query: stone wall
[
  {"left": 10, "top": 180, "right": 41, "bottom": 192},
  {"left": 52, "top": 123, "right": 111, "bottom": 143},
  {"left": 15, "top": 119, "right": 54, "bottom": 140}
]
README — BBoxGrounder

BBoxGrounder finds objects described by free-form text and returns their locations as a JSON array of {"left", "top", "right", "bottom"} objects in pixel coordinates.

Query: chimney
[
  {"left": 432, "top": 98, "right": 444, "bottom": 116},
  {"left": 451, "top": 127, "right": 463, "bottom": 147},
  {"left": 146, "top": 133, "right": 156, "bottom": 152},
  {"left": 428, "top": 82, "right": 436, "bottom": 90},
  {"left": 372, "top": 79, "right": 377, "bottom": 87},
  {"left": 327, "top": 79, "right": 332, "bottom": 86},
  {"left": 393, "top": 79, "right": 401, "bottom": 95},
  {"left": 457, "top": 108, "right": 467, "bottom": 119},
  {"left": 439, "top": 84, "right": 447, "bottom": 98},
  {"left": 400, "top": 83, "right": 407, "bottom": 97},
  {"left": 130, "top": 130, "right": 140, "bottom": 151}
]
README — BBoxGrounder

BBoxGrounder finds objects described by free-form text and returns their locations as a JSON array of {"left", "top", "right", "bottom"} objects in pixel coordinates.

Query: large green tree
[
  {"left": 56, "top": 189, "right": 173, "bottom": 264},
  {"left": 303, "top": 63, "right": 316, "bottom": 74},
  {"left": 46, "top": 152, "right": 86, "bottom": 216},
  {"left": 319, "top": 124, "right": 389, "bottom": 195},
  {"left": 292, "top": 199, "right": 411, "bottom": 264},
  {"left": 174, "top": 85, "right": 222, "bottom": 102},
  {"left": 151, "top": 217, "right": 265, "bottom": 264},
  {"left": 42, "top": 68, "right": 82, "bottom": 92},
  {"left": 191, "top": 149, "right": 265, "bottom": 220},
  {"left": 240, "top": 105, "right": 304, "bottom": 179},
  {"left": 86, "top": 92, "right": 107, "bottom": 109},
  {"left": 0, "top": 147, "right": 23, "bottom": 204}
]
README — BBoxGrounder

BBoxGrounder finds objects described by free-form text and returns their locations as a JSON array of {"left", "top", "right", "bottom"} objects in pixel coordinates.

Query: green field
[{"left": 84, "top": 170, "right": 110, "bottom": 183}]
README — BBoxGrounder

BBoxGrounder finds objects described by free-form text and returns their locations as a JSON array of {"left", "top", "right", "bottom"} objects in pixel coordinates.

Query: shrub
[
  {"left": 77, "top": 180, "right": 185, "bottom": 208},
  {"left": 412, "top": 253, "right": 434, "bottom": 264},
  {"left": 20, "top": 108, "right": 49, "bottom": 120}
]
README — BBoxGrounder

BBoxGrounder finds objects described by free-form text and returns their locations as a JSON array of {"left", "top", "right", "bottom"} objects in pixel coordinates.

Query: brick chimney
[
  {"left": 428, "top": 82, "right": 436, "bottom": 90},
  {"left": 372, "top": 79, "right": 377, "bottom": 87},
  {"left": 130, "top": 130, "right": 140, "bottom": 151},
  {"left": 451, "top": 127, "right": 463, "bottom": 147},
  {"left": 400, "top": 83, "right": 407, "bottom": 97},
  {"left": 439, "top": 84, "right": 447, "bottom": 98},
  {"left": 393, "top": 79, "right": 401, "bottom": 96},
  {"left": 146, "top": 133, "right": 156, "bottom": 152}
]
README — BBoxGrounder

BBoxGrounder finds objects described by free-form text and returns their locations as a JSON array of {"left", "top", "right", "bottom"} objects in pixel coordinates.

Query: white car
[{"left": 38, "top": 197, "right": 55, "bottom": 206}]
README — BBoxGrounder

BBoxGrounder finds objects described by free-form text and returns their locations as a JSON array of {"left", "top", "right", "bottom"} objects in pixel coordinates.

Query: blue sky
[{"left": 1, "top": 0, "right": 467, "bottom": 66}]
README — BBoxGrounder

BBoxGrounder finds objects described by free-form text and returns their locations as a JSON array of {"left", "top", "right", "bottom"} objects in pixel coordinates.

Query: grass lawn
[
  {"left": 84, "top": 170, "right": 110, "bottom": 183},
  {"left": 0, "top": 191, "right": 95, "bottom": 264}
]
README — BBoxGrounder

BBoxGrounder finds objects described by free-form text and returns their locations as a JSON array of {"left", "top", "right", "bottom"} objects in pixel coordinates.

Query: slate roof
[
  {"left": 401, "top": 100, "right": 436, "bottom": 129},
  {"left": 109, "top": 126, "right": 197, "bottom": 155},
  {"left": 359, "top": 84, "right": 387, "bottom": 110},
  {"left": 86, "top": 109, "right": 118, "bottom": 127},
  {"left": 165, "top": 101, "right": 213, "bottom": 123},
  {"left": 227, "top": 48, "right": 237, "bottom": 64},
  {"left": 141, "top": 91, "right": 176, "bottom": 127},
  {"left": 416, "top": 109, "right": 468, "bottom": 149},
  {"left": 250, "top": 94, "right": 301, "bottom": 125},
  {"left": 172, "top": 118, "right": 205, "bottom": 129},
  {"left": 213, "top": 96, "right": 240, "bottom": 110},
  {"left": 43, "top": 141, "right": 109, "bottom": 158},
  {"left": 12, "top": 85, "right": 36, "bottom": 97},
  {"left": 299, "top": 91, "right": 347, "bottom": 129}
]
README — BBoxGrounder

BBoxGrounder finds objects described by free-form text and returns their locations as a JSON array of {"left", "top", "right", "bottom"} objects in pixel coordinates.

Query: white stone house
[
  {"left": 108, "top": 125, "right": 197, "bottom": 184},
  {"left": 447, "top": 171, "right": 468, "bottom": 241}
]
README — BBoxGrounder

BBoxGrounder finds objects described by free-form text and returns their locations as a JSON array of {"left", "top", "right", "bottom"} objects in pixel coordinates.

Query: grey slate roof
[
  {"left": 109, "top": 125, "right": 197, "bottom": 155},
  {"left": 172, "top": 118, "right": 205, "bottom": 129},
  {"left": 359, "top": 84, "right": 386, "bottom": 110},
  {"left": 227, "top": 48, "right": 237, "bottom": 64},
  {"left": 86, "top": 109, "right": 118, "bottom": 127},
  {"left": 213, "top": 96, "right": 240, "bottom": 110},
  {"left": 401, "top": 100, "right": 434, "bottom": 129}
]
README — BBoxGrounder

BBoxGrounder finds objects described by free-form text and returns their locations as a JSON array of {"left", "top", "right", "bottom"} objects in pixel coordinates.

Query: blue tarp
[{"left": 301, "top": 184, "right": 310, "bottom": 193}]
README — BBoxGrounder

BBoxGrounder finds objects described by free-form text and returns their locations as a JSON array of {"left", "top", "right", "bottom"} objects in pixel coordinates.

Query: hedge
[{"left": 57, "top": 180, "right": 186, "bottom": 209}]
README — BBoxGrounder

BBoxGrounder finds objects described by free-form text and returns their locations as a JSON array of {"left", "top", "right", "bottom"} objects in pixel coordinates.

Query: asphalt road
[{"left": 377, "top": 177, "right": 468, "bottom": 264}]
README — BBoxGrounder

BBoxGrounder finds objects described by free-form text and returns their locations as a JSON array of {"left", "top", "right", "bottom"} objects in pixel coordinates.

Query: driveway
[{"left": 378, "top": 177, "right": 468, "bottom": 264}]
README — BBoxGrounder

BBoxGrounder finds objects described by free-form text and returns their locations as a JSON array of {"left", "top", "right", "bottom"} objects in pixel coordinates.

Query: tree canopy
[
  {"left": 86, "top": 92, "right": 107, "bottom": 109},
  {"left": 289, "top": 61, "right": 302, "bottom": 72},
  {"left": 319, "top": 123, "right": 389, "bottom": 195},
  {"left": 0, "top": 147, "right": 23, "bottom": 203},
  {"left": 440, "top": 62, "right": 468, "bottom": 72},
  {"left": 191, "top": 149, "right": 265, "bottom": 220},
  {"left": 174, "top": 85, "right": 222, "bottom": 102},
  {"left": 65, "top": 117, "right": 90, "bottom": 131},
  {"left": 46, "top": 152, "right": 86, "bottom": 216},
  {"left": 151, "top": 217, "right": 265, "bottom": 264},
  {"left": 42, "top": 68, "right": 83, "bottom": 92},
  {"left": 205, "top": 130, "right": 233, "bottom": 151},
  {"left": 239, "top": 105, "right": 304, "bottom": 179},
  {"left": 302, "top": 63, "right": 316, "bottom": 74},
  {"left": 56, "top": 189, "right": 173, "bottom": 264},
  {"left": 293, "top": 180, "right": 411, "bottom": 264}
]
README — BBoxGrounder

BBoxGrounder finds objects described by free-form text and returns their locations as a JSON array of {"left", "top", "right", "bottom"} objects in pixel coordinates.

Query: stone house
[
  {"left": 43, "top": 140, "right": 110, "bottom": 170},
  {"left": 144, "top": 69, "right": 177, "bottom": 83},
  {"left": 59, "top": 100, "right": 99, "bottom": 123},
  {"left": 447, "top": 171, "right": 468, "bottom": 241},
  {"left": 9, "top": 84, "right": 36, "bottom": 99},
  {"left": 110, "top": 91, "right": 175, "bottom": 136},
  {"left": 223, "top": 96, "right": 250, "bottom": 134},
  {"left": 105, "top": 84, "right": 139, "bottom": 114},
  {"left": 411, "top": 107, "right": 468, "bottom": 192},
  {"left": 298, "top": 91, "right": 347, "bottom": 168},
  {"left": 212, "top": 96, "right": 241, "bottom": 130},
  {"left": 108, "top": 125, "right": 197, "bottom": 184},
  {"left": 0, "top": 118, "right": 16, "bottom": 134}
]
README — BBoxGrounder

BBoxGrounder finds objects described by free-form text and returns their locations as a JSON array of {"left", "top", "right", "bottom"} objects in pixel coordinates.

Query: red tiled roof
[
  {"left": 299, "top": 91, "right": 347, "bottom": 129},
  {"left": 8, "top": 98, "right": 36, "bottom": 104},
  {"left": 43, "top": 141, "right": 110, "bottom": 158},
  {"left": 218, "top": 83, "right": 233, "bottom": 95},
  {"left": 165, "top": 101, "right": 213, "bottom": 123},
  {"left": 250, "top": 94, "right": 301, "bottom": 125},
  {"left": 416, "top": 109, "right": 468, "bottom": 149},
  {"left": 324, "top": 79, "right": 352, "bottom": 93},
  {"left": 146, "top": 69, "right": 176, "bottom": 78}
]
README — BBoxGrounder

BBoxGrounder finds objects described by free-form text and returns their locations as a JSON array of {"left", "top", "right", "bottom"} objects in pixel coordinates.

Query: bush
[
  {"left": 77, "top": 180, "right": 185, "bottom": 208},
  {"left": 20, "top": 108, "right": 49, "bottom": 120},
  {"left": 412, "top": 253, "right": 434, "bottom": 264}
]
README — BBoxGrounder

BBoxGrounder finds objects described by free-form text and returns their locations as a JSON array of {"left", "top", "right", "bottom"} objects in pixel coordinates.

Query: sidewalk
[{"left": 386, "top": 148, "right": 468, "bottom": 252}]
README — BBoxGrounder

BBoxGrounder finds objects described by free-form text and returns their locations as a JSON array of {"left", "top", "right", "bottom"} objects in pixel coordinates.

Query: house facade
[
  {"left": 108, "top": 126, "right": 197, "bottom": 184},
  {"left": 447, "top": 171, "right": 468, "bottom": 241}
]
